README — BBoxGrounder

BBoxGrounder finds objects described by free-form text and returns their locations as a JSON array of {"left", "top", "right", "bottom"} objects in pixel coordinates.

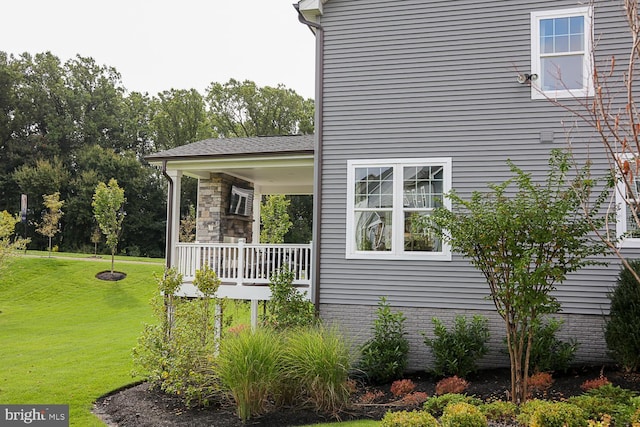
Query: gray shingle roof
[{"left": 145, "top": 134, "right": 314, "bottom": 161}]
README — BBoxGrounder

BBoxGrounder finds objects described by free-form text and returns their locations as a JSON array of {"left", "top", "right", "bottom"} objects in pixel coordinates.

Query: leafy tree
[
  {"left": 206, "top": 79, "right": 314, "bottom": 137},
  {"left": 284, "top": 195, "right": 313, "bottom": 244},
  {"left": 92, "top": 179, "right": 125, "bottom": 274},
  {"left": 90, "top": 226, "right": 101, "bottom": 256},
  {"left": 429, "top": 150, "right": 610, "bottom": 403},
  {"left": 260, "top": 195, "right": 292, "bottom": 244},
  {"left": 0, "top": 210, "right": 28, "bottom": 273},
  {"left": 36, "top": 192, "right": 64, "bottom": 257},
  {"left": 179, "top": 204, "right": 196, "bottom": 243}
]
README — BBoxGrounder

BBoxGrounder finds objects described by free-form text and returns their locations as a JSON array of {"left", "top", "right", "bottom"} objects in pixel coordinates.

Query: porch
[{"left": 174, "top": 240, "right": 312, "bottom": 300}]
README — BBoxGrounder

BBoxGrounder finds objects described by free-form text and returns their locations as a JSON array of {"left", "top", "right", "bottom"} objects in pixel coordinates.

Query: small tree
[
  {"left": 179, "top": 204, "right": 196, "bottom": 243},
  {"left": 90, "top": 226, "right": 101, "bottom": 257},
  {"left": 0, "top": 211, "right": 29, "bottom": 273},
  {"left": 260, "top": 195, "right": 292, "bottom": 244},
  {"left": 36, "top": 192, "right": 64, "bottom": 257},
  {"left": 430, "top": 150, "right": 609, "bottom": 403},
  {"left": 92, "top": 179, "right": 126, "bottom": 274}
]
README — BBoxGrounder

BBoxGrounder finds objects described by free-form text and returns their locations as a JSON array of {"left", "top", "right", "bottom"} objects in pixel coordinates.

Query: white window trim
[
  {"left": 530, "top": 6, "right": 594, "bottom": 100},
  {"left": 346, "top": 158, "right": 452, "bottom": 261},
  {"left": 615, "top": 154, "right": 640, "bottom": 248}
]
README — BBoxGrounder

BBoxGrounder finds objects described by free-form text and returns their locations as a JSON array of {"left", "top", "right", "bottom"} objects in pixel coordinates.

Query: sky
[{"left": 0, "top": 0, "right": 317, "bottom": 99}]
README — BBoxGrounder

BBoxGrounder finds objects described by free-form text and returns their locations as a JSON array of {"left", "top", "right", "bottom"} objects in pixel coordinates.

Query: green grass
[
  {"left": 25, "top": 249, "right": 165, "bottom": 264},
  {"left": 0, "top": 255, "right": 163, "bottom": 426}
]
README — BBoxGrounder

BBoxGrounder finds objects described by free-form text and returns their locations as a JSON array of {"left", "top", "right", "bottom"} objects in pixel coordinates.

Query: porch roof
[
  {"left": 146, "top": 134, "right": 314, "bottom": 161},
  {"left": 146, "top": 134, "right": 315, "bottom": 194}
]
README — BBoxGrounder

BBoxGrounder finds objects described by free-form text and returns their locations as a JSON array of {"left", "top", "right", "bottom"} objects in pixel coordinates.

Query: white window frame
[
  {"left": 346, "top": 158, "right": 452, "bottom": 261},
  {"left": 615, "top": 154, "right": 640, "bottom": 248},
  {"left": 530, "top": 6, "right": 593, "bottom": 100}
]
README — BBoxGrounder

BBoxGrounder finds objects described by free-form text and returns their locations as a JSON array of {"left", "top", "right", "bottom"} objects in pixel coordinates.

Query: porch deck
[{"left": 173, "top": 240, "right": 312, "bottom": 300}]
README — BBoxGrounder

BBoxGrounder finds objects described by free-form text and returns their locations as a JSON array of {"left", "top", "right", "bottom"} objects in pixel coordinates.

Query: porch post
[
  {"left": 252, "top": 188, "right": 262, "bottom": 243},
  {"left": 166, "top": 170, "right": 182, "bottom": 267}
]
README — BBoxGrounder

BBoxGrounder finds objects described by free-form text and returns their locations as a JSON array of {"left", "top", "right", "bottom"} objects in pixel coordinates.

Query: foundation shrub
[
  {"left": 358, "top": 297, "right": 409, "bottom": 384},
  {"left": 605, "top": 259, "right": 640, "bottom": 372},
  {"left": 400, "top": 391, "right": 429, "bottom": 406},
  {"left": 568, "top": 395, "right": 622, "bottom": 425},
  {"left": 380, "top": 410, "right": 439, "bottom": 427},
  {"left": 580, "top": 376, "right": 611, "bottom": 392},
  {"left": 528, "top": 372, "right": 554, "bottom": 394},
  {"left": 266, "top": 265, "right": 316, "bottom": 330},
  {"left": 525, "top": 318, "right": 578, "bottom": 373},
  {"left": 423, "top": 315, "right": 490, "bottom": 378},
  {"left": 358, "top": 390, "right": 384, "bottom": 404},
  {"left": 440, "top": 402, "right": 488, "bottom": 427},
  {"left": 518, "top": 400, "right": 586, "bottom": 427},
  {"left": 585, "top": 384, "right": 638, "bottom": 405},
  {"left": 435, "top": 375, "right": 470, "bottom": 395},
  {"left": 423, "top": 393, "right": 482, "bottom": 418}
]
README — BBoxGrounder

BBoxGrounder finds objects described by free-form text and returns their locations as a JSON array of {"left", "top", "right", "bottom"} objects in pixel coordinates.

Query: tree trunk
[{"left": 111, "top": 247, "right": 115, "bottom": 274}]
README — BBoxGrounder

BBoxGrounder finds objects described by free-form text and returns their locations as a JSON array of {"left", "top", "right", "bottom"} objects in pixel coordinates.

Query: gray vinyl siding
[{"left": 317, "top": 0, "right": 636, "bottom": 315}]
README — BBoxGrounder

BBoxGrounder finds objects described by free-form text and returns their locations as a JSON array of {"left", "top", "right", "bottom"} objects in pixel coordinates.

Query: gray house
[{"left": 149, "top": 0, "right": 637, "bottom": 370}]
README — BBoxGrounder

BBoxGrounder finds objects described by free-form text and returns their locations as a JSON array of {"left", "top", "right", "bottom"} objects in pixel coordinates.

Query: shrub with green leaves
[
  {"left": 518, "top": 400, "right": 586, "bottom": 427},
  {"left": 380, "top": 410, "right": 439, "bottom": 427},
  {"left": 528, "top": 318, "right": 578, "bottom": 373},
  {"left": 585, "top": 383, "right": 638, "bottom": 404},
  {"left": 358, "top": 297, "right": 409, "bottom": 384},
  {"left": 479, "top": 400, "right": 518, "bottom": 422},
  {"left": 605, "top": 259, "right": 640, "bottom": 372},
  {"left": 216, "top": 328, "right": 284, "bottom": 421},
  {"left": 266, "top": 265, "right": 316, "bottom": 329},
  {"left": 423, "top": 315, "right": 490, "bottom": 377},
  {"left": 423, "top": 393, "right": 483, "bottom": 418},
  {"left": 282, "top": 325, "right": 352, "bottom": 414},
  {"left": 440, "top": 402, "right": 488, "bottom": 427},
  {"left": 568, "top": 395, "right": 629, "bottom": 426}
]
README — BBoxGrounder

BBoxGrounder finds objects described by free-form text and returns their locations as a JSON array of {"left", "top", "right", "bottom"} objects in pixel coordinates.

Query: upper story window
[
  {"left": 530, "top": 7, "right": 593, "bottom": 99},
  {"left": 346, "top": 158, "right": 452, "bottom": 260},
  {"left": 616, "top": 155, "right": 640, "bottom": 248}
]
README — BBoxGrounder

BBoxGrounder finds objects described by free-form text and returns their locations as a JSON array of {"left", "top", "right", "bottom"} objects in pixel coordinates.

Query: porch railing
[{"left": 175, "top": 240, "right": 312, "bottom": 287}]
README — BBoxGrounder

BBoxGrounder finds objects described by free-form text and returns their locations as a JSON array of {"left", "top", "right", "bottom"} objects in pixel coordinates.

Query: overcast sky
[{"left": 0, "top": 0, "right": 317, "bottom": 99}]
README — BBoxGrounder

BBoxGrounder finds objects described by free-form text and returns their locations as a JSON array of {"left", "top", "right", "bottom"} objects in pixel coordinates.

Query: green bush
[
  {"left": 605, "top": 259, "right": 640, "bottom": 372},
  {"left": 423, "top": 393, "right": 483, "bottom": 418},
  {"left": 282, "top": 325, "right": 352, "bottom": 414},
  {"left": 358, "top": 297, "right": 409, "bottom": 384},
  {"left": 479, "top": 400, "right": 518, "bottom": 422},
  {"left": 440, "top": 402, "right": 488, "bottom": 427},
  {"left": 423, "top": 315, "right": 490, "bottom": 377},
  {"left": 380, "top": 410, "right": 439, "bottom": 427},
  {"left": 585, "top": 383, "right": 638, "bottom": 404},
  {"left": 568, "top": 395, "right": 623, "bottom": 424},
  {"left": 266, "top": 265, "right": 316, "bottom": 329},
  {"left": 528, "top": 318, "right": 578, "bottom": 373},
  {"left": 216, "top": 328, "right": 284, "bottom": 421},
  {"left": 518, "top": 400, "right": 586, "bottom": 427}
]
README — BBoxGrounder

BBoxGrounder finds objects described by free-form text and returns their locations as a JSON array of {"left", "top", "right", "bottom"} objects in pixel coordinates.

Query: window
[
  {"left": 531, "top": 7, "right": 593, "bottom": 99},
  {"left": 616, "top": 155, "right": 640, "bottom": 248},
  {"left": 346, "top": 158, "right": 452, "bottom": 260}
]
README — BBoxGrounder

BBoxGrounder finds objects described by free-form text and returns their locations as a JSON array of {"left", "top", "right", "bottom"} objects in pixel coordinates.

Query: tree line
[{"left": 0, "top": 51, "right": 314, "bottom": 256}]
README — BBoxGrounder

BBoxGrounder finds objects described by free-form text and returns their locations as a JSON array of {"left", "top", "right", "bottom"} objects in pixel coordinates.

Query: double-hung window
[
  {"left": 531, "top": 7, "right": 593, "bottom": 99},
  {"left": 615, "top": 155, "right": 640, "bottom": 248},
  {"left": 346, "top": 158, "right": 452, "bottom": 260}
]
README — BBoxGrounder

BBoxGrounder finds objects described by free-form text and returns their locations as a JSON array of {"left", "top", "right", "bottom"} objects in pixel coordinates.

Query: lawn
[{"left": 0, "top": 255, "right": 163, "bottom": 426}]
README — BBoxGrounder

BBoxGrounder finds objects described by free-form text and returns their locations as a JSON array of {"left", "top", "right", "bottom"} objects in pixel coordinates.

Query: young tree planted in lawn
[
  {"left": 0, "top": 210, "right": 28, "bottom": 273},
  {"left": 36, "top": 192, "right": 64, "bottom": 257},
  {"left": 92, "top": 179, "right": 125, "bottom": 274},
  {"left": 430, "top": 150, "right": 609, "bottom": 403},
  {"left": 260, "top": 195, "right": 292, "bottom": 244}
]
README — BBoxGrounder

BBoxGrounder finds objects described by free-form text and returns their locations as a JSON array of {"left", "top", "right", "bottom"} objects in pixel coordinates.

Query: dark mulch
[
  {"left": 96, "top": 271, "right": 127, "bottom": 281},
  {"left": 93, "top": 366, "right": 640, "bottom": 427}
]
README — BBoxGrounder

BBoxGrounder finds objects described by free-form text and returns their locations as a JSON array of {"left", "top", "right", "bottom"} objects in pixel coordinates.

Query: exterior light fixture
[{"left": 516, "top": 73, "right": 538, "bottom": 84}]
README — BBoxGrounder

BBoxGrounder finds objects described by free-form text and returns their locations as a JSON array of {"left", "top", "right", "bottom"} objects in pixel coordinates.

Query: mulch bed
[{"left": 93, "top": 365, "right": 640, "bottom": 427}]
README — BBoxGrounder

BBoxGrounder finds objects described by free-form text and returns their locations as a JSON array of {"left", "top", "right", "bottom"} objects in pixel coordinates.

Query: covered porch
[{"left": 146, "top": 135, "right": 315, "bottom": 306}]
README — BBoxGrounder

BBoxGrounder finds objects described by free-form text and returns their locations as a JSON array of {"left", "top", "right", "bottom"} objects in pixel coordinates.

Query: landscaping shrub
[
  {"left": 358, "top": 297, "right": 409, "bottom": 384},
  {"left": 282, "top": 325, "right": 352, "bottom": 414},
  {"left": 358, "top": 389, "right": 385, "bottom": 404},
  {"left": 423, "top": 393, "right": 482, "bottom": 418},
  {"left": 605, "top": 259, "right": 640, "bottom": 372},
  {"left": 518, "top": 400, "right": 586, "bottom": 427},
  {"left": 266, "top": 265, "right": 316, "bottom": 329},
  {"left": 528, "top": 372, "right": 554, "bottom": 394},
  {"left": 216, "top": 327, "right": 284, "bottom": 421},
  {"left": 568, "top": 395, "right": 627, "bottom": 426},
  {"left": 390, "top": 379, "right": 416, "bottom": 397},
  {"left": 400, "top": 392, "right": 429, "bottom": 406},
  {"left": 479, "top": 400, "right": 518, "bottom": 422},
  {"left": 380, "top": 410, "right": 439, "bottom": 427},
  {"left": 581, "top": 376, "right": 611, "bottom": 392},
  {"left": 585, "top": 383, "right": 638, "bottom": 404},
  {"left": 524, "top": 318, "right": 578, "bottom": 373},
  {"left": 440, "top": 402, "right": 488, "bottom": 427},
  {"left": 435, "top": 375, "right": 470, "bottom": 395},
  {"left": 423, "top": 315, "right": 489, "bottom": 377}
]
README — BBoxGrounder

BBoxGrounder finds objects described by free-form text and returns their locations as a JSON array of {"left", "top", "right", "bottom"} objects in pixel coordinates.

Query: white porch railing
[{"left": 175, "top": 240, "right": 312, "bottom": 289}]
